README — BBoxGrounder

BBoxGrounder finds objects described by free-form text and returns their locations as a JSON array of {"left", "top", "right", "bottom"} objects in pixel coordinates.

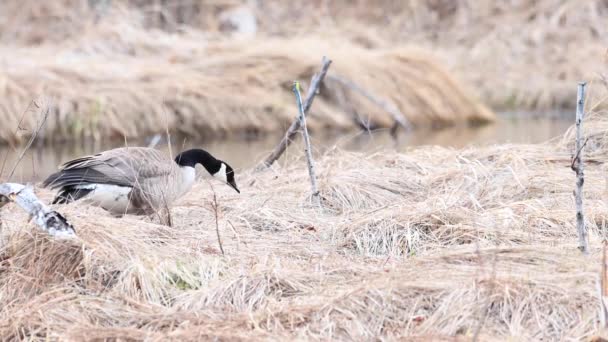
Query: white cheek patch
[{"left": 213, "top": 163, "right": 228, "bottom": 183}]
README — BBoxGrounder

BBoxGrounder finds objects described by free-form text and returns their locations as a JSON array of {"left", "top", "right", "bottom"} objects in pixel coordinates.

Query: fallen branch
[
  {"left": 259, "top": 56, "right": 332, "bottom": 169},
  {"left": 326, "top": 73, "right": 411, "bottom": 132},
  {"left": 0, "top": 183, "right": 76, "bottom": 238},
  {"left": 294, "top": 81, "right": 321, "bottom": 207},
  {"left": 332, "top": 81, "right": 375, "bottom": 132},
  {"left": 572, "top": 82, "right": 589, "bottom": 254}
]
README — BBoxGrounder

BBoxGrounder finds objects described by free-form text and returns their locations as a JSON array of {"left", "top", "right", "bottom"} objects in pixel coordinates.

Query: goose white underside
[
  {"left": 69, "top": 167, "right": 196, "bottom": 215},
  {"left": 75, "top": 184, "right": 133, "bottom": 214}
]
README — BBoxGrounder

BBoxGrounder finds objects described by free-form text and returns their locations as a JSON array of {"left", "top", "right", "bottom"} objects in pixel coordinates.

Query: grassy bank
[
  {"left": 0, "top": 37, "right": 493, "bottom": 145},
  {"left": 2, "top": 112, "right": 608, "bottom": 339},
  {"left": 2, "top": 0, "right": 605, "bottom": 110},
  {"left": 3, "top": 0, "right": 605, "bottom": 145}
]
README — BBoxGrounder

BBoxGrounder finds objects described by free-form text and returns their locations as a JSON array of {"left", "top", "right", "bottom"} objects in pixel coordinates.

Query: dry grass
[
  {"left": 0, "top": 1, "right": 497, "bottom": 146},
  {"left": 2, "top": 110, "right": 608, "bottom": 340},
  {"left": 2, "top": 0, "right": 605, "bottom": 115},
  {"left": 1, "top": 0, "right": 605, "bottom": 144},
  {"left": 7, "top": 0, "right": 606, "bottom": 145},
  {"left": 0, "top": 34, "right": 494, "bottom": 145}
]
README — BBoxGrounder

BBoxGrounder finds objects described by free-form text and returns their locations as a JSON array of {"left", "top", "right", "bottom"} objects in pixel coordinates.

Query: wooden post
[
  {"left": 571, "top": 82, "right": 589, "bottom": 254},
  {"left": 0, "top": 183, "right": 76, "bottom": 238},
  {"left": 259, "top": 57, "right": 332, "bottom": 169},
  {"left": 293, "top": 81, "right": 320, "bottom": 206}
]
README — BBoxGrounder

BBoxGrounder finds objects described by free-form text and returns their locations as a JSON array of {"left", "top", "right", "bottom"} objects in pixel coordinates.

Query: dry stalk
[
  {"left": 207, "top": 181, "right": 225, "bottom": 256},
  {"left": 6, "top": 106, "right": 49, "bottom": 181},
  {"left": 571, "top": 82, "right": 589, "bottom": 254},
  {"left": 293, "top": 81, "right": 320, "bottom": 207},
  {"left": 260, "top": 56, "right": 332, "bottom": 169}
]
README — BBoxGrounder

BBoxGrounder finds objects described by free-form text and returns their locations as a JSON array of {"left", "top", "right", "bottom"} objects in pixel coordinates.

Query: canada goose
[{"left": 42, "top": 147, "right": 239, "bottom": 216}]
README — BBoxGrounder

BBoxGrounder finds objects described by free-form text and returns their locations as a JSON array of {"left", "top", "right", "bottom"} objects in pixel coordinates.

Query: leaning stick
[
  {"left": 293, "top": 81, "right": 320, "bottom": 206},
  {"left": 571, "top": 82, "right": 588, "bottom": 254},
  {"left": 260, "top": 57, "right": 332, "bottom": 169},
  {"left": 326, "top": 74, "right": 411, "bottom": 132},
  {"left": 0, "top": 183, "right": 76, "bottom": 238}
]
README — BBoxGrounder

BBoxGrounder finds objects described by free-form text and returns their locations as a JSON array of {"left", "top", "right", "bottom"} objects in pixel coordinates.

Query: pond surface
[{"left": 0, "top": 113, "right": 573, "bottom": 183}]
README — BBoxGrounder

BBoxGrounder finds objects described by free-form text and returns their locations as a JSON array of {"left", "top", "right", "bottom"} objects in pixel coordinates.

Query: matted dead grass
[{"left": 2, "top": 113, "right": 608, "bottom": 340}]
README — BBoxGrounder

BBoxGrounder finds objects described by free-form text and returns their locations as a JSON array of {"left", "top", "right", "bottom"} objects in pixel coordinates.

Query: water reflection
[{"left": 0, "top": 115, "right": 573, "bottom": 183}]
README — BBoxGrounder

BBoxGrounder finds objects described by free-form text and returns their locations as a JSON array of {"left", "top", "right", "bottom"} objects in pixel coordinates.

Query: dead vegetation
[
  {"left": 0, "top": 32, "right": 494, "bottom": 145},
  {"left": 8, "top": 0, "right": 606, "bottom": 145},
  {"left": 1, "top": 0, "right": 604, "bottom": 116},
  {"left": 2, "top": 110, "right": 608, "bottom": 339},
  {"left": 1, "top": 0, "right": 604, "bottom": 145}
]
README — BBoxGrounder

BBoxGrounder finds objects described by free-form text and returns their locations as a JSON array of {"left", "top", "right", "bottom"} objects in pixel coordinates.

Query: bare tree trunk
[
  {"left": 0, "top": 183, "right": 76, "bottom": 238},
  {"left": 259, "top": 57, "right": 332, "bottom": 169},
  {"left": 571, "top": 82, "right": 588, "bottom": 254}
]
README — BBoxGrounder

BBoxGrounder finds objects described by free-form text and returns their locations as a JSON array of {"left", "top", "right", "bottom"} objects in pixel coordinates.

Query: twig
[
  {"left": 208, "top": 182, "right": 225, "bottom": 256},
  {"left": 0, "top": 183, "right": 76, "bottom": 238},
  {"left": 227, "top": 219, "right": 245, "bottom": 251},
  {"left": 259, "top": 56, "right": 332, "bottom": 169},
  {"left": 329, "top": 79, "right": 374, "bottom": 133},
  {"left": 6, "top": 107, "right": 49, "bottom": 181},
  {"left": 572, "top": 82, "right": 589, "bottom": 254},
  {"left": 294, "top": 81, "right": 321, "bottom": 207},
  {"left": 571, "top": 137, "right": 590, "bottom": 171},
  {"left": 0, "top": 103, "right": 29, "bottom": 179},
  {"left": 326, "top": 74, "right": 411, "bottom": 132},
  {"left": 7, "top": 106, "right": 49, "bottom": 181}
]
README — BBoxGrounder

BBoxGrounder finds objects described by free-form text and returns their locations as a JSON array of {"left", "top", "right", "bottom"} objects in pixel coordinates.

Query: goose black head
[{"left": 174, "top": 149, "right": 240, "bottom": 193}]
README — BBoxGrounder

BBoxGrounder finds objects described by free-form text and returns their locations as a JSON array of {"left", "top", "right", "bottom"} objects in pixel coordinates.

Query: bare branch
[
  {"left": 572, "top": 82, "right": 589, "bottom": 254},
  {"left": 259, "top": 56, "right": 332, "bottom": 169},
  {"left": 294, "top": 81, "right": 320, "bottom": 207},
  {"left": 326, "top": 73, "right": 411, "bottom": 132},
  {"left": 0, "top": 182, "right": 76, "bottom": 238}
]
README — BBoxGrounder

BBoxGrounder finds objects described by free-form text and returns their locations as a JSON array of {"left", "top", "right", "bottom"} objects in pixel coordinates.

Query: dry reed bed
[
  {"left": 2, "top": 116, "right": 608, "bottom": 340},
  {"left": 2, "top": 0, "right": 606, "bottom": 113},
  {"left": 243, "top": 0, "right": 608, "bottom": 110},
  {"left": 0, "top": 4, "right": 494, "bottom": 145}
]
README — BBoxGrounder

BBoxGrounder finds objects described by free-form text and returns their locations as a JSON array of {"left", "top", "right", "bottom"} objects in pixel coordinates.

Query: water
[{"left": 0, "top": 114, "right": 573, "bottom": 183}]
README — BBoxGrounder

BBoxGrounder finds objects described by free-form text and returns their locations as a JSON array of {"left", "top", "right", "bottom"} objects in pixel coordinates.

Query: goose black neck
[{"left": 174, "top": 149, "right": 221, "bottom": 173}]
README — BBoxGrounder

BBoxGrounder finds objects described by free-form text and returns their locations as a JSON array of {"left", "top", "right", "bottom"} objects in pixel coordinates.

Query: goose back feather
[{"left": 43, "top": 147, "right": 196, "bottom": 215}]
